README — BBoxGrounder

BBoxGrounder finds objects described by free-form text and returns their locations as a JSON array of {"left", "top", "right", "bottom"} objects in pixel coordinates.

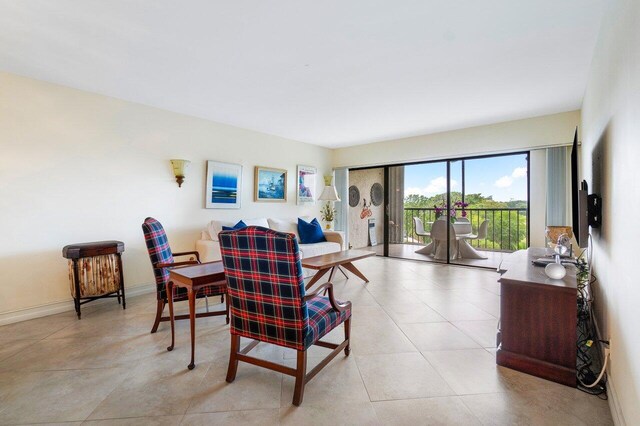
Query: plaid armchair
[
  {"left": 142, "top": 217, "right": 227, "bottom": 333},
  {"left": 219, "top": 226, "right": 352, "bottom": 406}
]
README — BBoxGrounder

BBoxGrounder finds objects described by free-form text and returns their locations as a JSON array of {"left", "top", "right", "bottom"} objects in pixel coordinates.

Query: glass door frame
[{"left": 349, "top": 150, "right": 531, "bottom": 267}]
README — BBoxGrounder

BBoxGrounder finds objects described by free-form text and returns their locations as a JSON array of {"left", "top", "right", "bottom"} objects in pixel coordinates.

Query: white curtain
[
  {"left": 333, "top": 168, "right": 349, "bottom": 247},
  {"left": 546, "top": 146, "right": 572, "bottom": 226}
]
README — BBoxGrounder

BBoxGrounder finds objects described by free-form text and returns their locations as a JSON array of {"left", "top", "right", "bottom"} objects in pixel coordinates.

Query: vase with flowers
[
  {"left": 434, "top": 200, "right": 469, "bottom": 223},
  {"left": 320, "top": 202, "right": 336, "bottom": 230}
]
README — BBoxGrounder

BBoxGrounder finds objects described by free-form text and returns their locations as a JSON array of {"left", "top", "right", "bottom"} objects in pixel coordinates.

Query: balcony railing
[{"left": 401, "top": 207, "right": 528, "bottom": 252}]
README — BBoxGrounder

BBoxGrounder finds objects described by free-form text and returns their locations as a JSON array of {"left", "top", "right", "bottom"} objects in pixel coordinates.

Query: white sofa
[{"left": 196, "top": 217, "right": 344, "bottom": 263}]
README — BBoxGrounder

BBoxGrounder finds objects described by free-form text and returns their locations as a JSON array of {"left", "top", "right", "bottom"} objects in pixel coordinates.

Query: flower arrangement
[
  {"left": 320, "top": 202, "right": 336, "bottom": 223},
  {"left": 434, "top": 200, "right": 468, "bottom": 222}
]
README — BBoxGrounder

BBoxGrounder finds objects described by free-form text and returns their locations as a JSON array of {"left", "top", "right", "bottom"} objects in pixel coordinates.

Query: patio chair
[
  {"left": 465, "top": 219, "right": 489, "bottom": 241},
  {"left": 142, "top": 217, "right": 228, "bottom": 333},
  {"left": 430, "top": 219, "right": 458, "bottom": 260},
  {"left": 219, "top": 226, "right": 352, "bottom": 406},
  {"left": 413, "top": 217, "right": 430, "bottom": 242}
]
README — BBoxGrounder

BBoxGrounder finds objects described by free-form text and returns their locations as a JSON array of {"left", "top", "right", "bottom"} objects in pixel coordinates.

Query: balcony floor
[{"left": 371, "top": 243, "right": 511, "bottom": 270}]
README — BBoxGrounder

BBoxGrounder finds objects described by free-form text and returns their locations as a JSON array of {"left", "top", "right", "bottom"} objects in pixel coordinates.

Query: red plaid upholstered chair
[
  {"left": 142, "top": 217, "right": 228, "bottom": 333},
  {"left": 219, "top": 226, "right": 352, "bottom": 406}
]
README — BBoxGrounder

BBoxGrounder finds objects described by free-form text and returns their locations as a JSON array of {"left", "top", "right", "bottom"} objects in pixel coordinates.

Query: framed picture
[
  {"left": 296, "top": 165, "right": 317, "bottom": 205},
  {"left": 254, "top": 166, "right": 287, "bottom": 202},
  {"left": 205, "top": 161, "right": 242, "bottom": 209}
]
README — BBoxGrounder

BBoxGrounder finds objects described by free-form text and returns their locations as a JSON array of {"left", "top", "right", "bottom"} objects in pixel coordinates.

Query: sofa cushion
[
  {"left": 267, "top": 218, "right": 300, "bottom": 240},
  {"left": 298, "top": 218, "right": 326, "bottom": 244},
  {"left": 299, "top": 241, "right": 341, "bottom": 259},
  {"left": 207, "top": 218, "right": 269, "bottom": 241},
  {"left": 222, "top": 220, "right": 247, "bottom": 231}
]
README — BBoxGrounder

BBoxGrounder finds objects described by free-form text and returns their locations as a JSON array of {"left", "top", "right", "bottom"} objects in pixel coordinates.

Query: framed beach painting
[
  {"left": 254, "top": 166, "right": 287, "bottom": 202},
  {"left": 296, "top": 165, "right": 317, "bottom": 205},
  {"left": 205, "top": 161, "right": 242, "bottom": 209}
]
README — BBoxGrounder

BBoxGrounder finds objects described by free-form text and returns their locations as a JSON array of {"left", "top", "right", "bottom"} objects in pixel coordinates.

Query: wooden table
[
  {"left": 302, "top": 249, "right": 376, "bottom": 290},
  {"left": 497, "top": 248, "right": 577, "bottom": 387},
  {"left": 167, "top": 261, "right": 227, "bottom": 370}
]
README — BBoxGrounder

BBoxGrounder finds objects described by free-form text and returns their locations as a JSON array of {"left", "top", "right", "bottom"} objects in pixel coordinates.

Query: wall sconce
[{"left": 170, "top": 159, "right": 190, "bottom": 187}]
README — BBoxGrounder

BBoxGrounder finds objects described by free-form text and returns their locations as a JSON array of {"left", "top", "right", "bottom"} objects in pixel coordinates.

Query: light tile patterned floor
[{"left": 0, "top": 257, "right": 613, "bottom": 425}]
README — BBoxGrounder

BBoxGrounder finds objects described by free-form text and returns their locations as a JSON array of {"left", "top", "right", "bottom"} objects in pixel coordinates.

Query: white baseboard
[
  {"left": 0, "top": 284, "right": 156, "bottom": 327},
  {"left": 607, "top": 375, "right": 626, "bottom": 426},
  {"left": 591, "top": 306, "right": 626, "bottom": 425}
]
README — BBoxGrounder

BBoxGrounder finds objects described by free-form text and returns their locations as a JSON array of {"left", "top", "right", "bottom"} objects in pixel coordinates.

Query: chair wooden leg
[
  {"left": 344, "top": 317, "right": 351, "bottom": 356},
  {"left": 150, "top": 299, "right": 164, "bottom": 333},
  {"left": 225, "top": 295, "right": 230, "bottom": 324},
  {"left": 226, "top": 334, "right": 240, "bottom": 383},
  {"left": 292, "top": 350, "right": 307, "bottom": 406}
]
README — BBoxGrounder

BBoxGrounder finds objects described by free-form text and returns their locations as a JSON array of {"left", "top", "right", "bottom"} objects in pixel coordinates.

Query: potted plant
[{"left": 320, "top": 202, "right": 336, "bottom": 230}]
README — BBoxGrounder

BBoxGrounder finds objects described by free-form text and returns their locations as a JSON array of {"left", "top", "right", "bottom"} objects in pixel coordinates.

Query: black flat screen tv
[{"left": 571, "top": 127, "right": 589, "bottom": 248}]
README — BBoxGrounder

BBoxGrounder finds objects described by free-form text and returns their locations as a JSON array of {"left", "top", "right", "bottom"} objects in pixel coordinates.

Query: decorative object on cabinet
[{"left": 206, "top": 161, "right": 243, "bottom": 209}]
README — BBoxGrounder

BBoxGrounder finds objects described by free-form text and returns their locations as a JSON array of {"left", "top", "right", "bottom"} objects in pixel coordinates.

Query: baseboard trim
[
  {"left": 0, "top": 284, "right": 156, "bottom": 327},
  {"left": 607, "top": 374, "right": 626, "bottom": 426},
  {"left": 591, "top": 306, "right": 626, "bottom": 425}
]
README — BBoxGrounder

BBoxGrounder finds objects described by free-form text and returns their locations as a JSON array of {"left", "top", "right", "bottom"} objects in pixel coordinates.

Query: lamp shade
[
  {"left": 318, "top": 185, "right": 340, "bottom": 202},
  {"left": 170, "top": 159, "right": 190, "bottom": 187},
  {"left": 170, "top": 159, "right": 190, "bottom": 177}
]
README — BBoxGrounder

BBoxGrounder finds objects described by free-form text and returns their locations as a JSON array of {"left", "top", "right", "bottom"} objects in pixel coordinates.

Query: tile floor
[{"left": 0, "top": 257, "right": 613, "bottom": 425}]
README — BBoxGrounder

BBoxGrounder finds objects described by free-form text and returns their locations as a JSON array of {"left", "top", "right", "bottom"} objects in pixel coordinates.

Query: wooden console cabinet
[{"left": 497, "top": 248, "right": 577, "bottom": 387}]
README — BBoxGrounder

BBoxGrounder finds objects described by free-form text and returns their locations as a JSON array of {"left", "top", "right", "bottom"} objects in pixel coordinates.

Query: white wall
[
  {"left": 581, "top": 0, "right": 640, "bottom": 423},
  {"left": 348, "top": 168, "right": 384, "bottom": 248},
  {"left": 333, "top": 113, "right": 579, "bottom": 249},
  {"left": 0, "top": 72, "right": 333, "bottom": 318},
  {"left": 333, "top": 111, "right": 580, "bottom": 168}
]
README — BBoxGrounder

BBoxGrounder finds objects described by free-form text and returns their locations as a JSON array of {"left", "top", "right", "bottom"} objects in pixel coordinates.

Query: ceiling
[{"left": 0, "top": 0, "right": 605, "bottom": 148}]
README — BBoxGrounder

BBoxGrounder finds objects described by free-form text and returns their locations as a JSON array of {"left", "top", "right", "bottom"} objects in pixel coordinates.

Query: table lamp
[{"left": 318, "top": 175, "right": 340, "bottom": 229}]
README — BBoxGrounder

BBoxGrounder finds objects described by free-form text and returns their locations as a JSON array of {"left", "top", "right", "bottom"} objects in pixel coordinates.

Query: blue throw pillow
[
  {"left": 298, "top": 218, "right": 326, "bottom": 244},
  {"left": 222, "top": 220, "right": 247, "bottom": 231}
]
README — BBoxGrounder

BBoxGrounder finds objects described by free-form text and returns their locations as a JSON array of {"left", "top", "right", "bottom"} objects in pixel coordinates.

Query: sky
[{"left": 403, "top": 153, "right": 528, "bottom": 202}]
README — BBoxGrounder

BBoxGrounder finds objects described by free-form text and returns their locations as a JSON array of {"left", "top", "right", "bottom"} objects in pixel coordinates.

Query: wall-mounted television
[{"left": 571, "top": 127, "right": 602, "bottom": 249}]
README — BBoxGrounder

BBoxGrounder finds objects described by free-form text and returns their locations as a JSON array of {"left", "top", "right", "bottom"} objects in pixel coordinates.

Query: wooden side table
[
  {"left": 167, "top": 261, "right": 228, "bottom": 370},
  {"left": 62, "top": 240, "right": 126, "bottom": 319}
]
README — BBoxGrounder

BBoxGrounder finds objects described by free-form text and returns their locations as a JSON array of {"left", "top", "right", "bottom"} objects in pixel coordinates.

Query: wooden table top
[
  {"left": 499, "top": 248, "right": 577, "bottom": 291},
  {"left": 301, "top": 249, "right": 376, "bottom": 269},
  {"left": 169, "top": 261, "right": 225, "bottom": 287}
]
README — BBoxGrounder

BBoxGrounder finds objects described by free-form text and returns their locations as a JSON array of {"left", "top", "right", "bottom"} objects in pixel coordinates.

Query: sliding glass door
[{"left": 348, "top": 152, "right": 530, "bottom": 269}]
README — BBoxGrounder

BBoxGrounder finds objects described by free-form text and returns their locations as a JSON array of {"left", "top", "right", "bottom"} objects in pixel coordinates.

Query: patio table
[{"left": 415, "top": 221, "right": 487, "bottom": 260}]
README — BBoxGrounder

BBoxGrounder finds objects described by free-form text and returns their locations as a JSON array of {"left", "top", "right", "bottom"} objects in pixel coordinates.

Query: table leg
[
  {"left": 166, "top": 281, "right": 175, "bottom": 352},
  {"left": 328, "top": 266, "right": 337, "bottom": 282},
  {"left": 304, "top": 267, "right": 331, "bottom": 290},
  {"left": 341, "top": 262, "right": 369, "bottom": 283},
  {"left": 188, "top": 288, "right": 197, "bottom": 370},
  {"left": 414, "top": 241, "right": 435, "bottom": 255},
  {"left": 338, "top": 266, "right": 349, "bottom": 279},
  {"left": 457, "top": 238, "right": 488, "bottom": 259}
]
